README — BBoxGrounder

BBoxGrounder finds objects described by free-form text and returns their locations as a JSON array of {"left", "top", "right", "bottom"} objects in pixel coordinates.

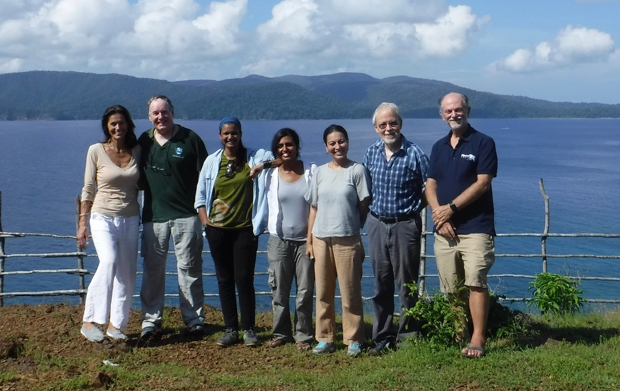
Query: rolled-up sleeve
[{"left": 194, "top": 156, "right": 210, "bottom": 209}]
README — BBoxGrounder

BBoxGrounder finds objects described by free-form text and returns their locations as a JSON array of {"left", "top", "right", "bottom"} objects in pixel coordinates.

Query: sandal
[
  {"left": 296, "top": 341, "right": 311, "bottom": 351},
  {"left": 461, "top": 345, "right": 485, "bottom": 358},
  {"left": 267, "top": 336, "right": 287, "bottom": 348}
]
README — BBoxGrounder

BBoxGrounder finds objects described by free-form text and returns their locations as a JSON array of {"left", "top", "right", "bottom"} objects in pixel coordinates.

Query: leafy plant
[
  {"left": 403, "top": 283, "right": 469, "bottom": 346},
  {"left": 528, "top": 272, "right": 585, "bottom": 315}
]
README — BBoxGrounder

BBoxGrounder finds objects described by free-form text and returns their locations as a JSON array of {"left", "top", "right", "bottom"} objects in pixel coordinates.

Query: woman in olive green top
[{"left": 195, "top": 117, "right": 274, "bottom": 347}]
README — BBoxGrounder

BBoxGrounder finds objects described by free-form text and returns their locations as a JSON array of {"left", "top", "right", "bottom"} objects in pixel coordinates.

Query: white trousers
[{"left": 82, "top": 212, "right": 140, "bottom": 329}]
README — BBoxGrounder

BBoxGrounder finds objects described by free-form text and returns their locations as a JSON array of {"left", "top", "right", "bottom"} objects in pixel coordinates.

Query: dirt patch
[{"left": 0, "top": 304, "right": 361, "bottom": 391}]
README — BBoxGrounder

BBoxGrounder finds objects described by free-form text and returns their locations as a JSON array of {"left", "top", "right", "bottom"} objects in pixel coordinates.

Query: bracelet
[
  {"left": 449, "top": 202, "right": 458, "bottom": 213},
  {"left": 263, "top": 161, "right": 273, "bottom": 169},
  {"left": 79, "top": 213, "right": 90, "bottom": 216}
]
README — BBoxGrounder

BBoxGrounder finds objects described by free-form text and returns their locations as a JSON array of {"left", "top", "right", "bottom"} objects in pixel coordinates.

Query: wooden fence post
[
  {"left": 76, "top": 196, "right": 86, "bottom": 304},
  {"left": 539, "top": 179, "right": 550, "bottom": 273},
  {"left": 418, "top": 207, "right": 427, "bottom": 297},
  {"left": 0, "top": 191, "right": 5, "bottom": 307}
]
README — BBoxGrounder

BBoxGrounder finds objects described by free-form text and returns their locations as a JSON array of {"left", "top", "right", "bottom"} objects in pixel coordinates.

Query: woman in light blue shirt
[{"left": 195, "top": 117, "right": 274, "bottom": 347}]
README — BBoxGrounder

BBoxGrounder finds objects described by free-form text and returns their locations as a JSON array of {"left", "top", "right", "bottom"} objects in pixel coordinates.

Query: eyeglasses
[
  {"left": 376, "top": 121, "right": 400, "bottom": 130},
  {"left": 225, "top": 160, "right": 236, "bottom": 178}
]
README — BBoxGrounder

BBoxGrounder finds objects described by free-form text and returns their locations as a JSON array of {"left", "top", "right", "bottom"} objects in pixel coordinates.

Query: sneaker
[
  {"left": 217, "top": 328, "right": 239, "bottom": 347},
  {"left": 243, "top": 329, "right": 260, "bottom": 346},
  {"left": 312, "top": 342, "right": 336, "bottom": 355},
  {"left": 187, "top": 324, "right": 205, "bottom": 337},
  {"left": 106, "top": 328, "right": 128, "bottom": 340},
  {"left": 368, "top": 338, "right": 396, "bottom": 356},
  {"left": 347, "top": 343, "right": 363, "bottom": 358},
  {"left": 81, "top": 325, "right": 105, "bottom": 342},
  {"left": 140, "top": 326, "right": 160, "bottom": 340}
]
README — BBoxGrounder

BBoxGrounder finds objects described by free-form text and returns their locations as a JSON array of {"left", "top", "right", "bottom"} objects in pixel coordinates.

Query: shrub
[
  {"left": 403, "top": 284, "right": 468, "bottom": 346},
  {"left": 488, "top": 294, "right": 532, "bottom": 341},
  {"left": 528, "top": 272, "right": 585, "bottom": 315}
]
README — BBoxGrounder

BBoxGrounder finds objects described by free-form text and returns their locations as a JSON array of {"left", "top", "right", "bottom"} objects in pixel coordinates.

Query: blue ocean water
[{"left": 0, "top": 118, "right": 619, "bottom": 310}]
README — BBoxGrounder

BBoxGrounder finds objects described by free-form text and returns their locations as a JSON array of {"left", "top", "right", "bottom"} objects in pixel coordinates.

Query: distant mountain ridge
[{"left": 0, "top": 70, "right": 618, "bottom": 120}]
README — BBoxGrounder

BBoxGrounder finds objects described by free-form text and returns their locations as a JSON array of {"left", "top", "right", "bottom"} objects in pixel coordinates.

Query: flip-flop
[{"left": 461, "top": 345, "right": 485, "bottom": 358}]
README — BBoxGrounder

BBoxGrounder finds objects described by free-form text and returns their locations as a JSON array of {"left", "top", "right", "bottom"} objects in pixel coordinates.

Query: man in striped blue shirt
[{"left": 363, "top": 102, "right": 430, "bottom": 356}]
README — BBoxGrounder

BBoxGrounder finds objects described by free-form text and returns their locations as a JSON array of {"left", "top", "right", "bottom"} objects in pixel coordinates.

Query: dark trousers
[
  {"left": 367, "top": 213, "right": 422, "bottom": 342},
  {"left": 206, "top": 226, "right": 258, "bottom": 330}
]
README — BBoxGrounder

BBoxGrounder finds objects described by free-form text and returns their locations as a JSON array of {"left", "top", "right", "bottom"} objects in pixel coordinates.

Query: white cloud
[
  {"left": 246, "top": 2, "right": 486, "bottom": 75},
  {"left": 115, "top": 0, "right": 247, "bottom": 58},
  {"left": 343, "top": 23, "right": 416, "bottom": 57},
  {"left": 0, "top": 0, "right": 247, "bottom": 79},
  {"left": 255, "top": 0, "right": 329, "bottom": 55},
  {"left": 326, "top": 0, "right": 447, "bottom": 23},
  {"left": 240, "top": 58, "right": 287, "bottom": 75},
  {"left": 414, "top": 5, "right": 488, "bottom": 57},
  {"left": 491, "top": 25, "right": 615, "bottom": 72},
  {"left": 0, "top": 58, "right": 23, "bottom": 73},
  {"left": 194, "top": 0, "right": 247, "bottom": 50},
  {"left": 0, "top": 0, "right": 47, "bottom": 22}
]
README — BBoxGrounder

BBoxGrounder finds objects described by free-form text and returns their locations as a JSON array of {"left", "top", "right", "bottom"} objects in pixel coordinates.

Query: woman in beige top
[{"left": 78, "top": 105, "right": 141, "bottom": 342}]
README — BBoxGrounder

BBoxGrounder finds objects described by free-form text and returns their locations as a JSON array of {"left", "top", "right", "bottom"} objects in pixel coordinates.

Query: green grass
[{"left": 3, "top": 308, "right": 620, "bottom": 391}]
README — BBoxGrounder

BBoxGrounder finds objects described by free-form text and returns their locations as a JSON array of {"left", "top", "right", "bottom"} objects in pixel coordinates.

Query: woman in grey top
[
  {"left": 264, "top": 128, "right": 315, "bottom": 351},
  {"left": 306, "top": 124, "right": 370, "bottom": 358}
]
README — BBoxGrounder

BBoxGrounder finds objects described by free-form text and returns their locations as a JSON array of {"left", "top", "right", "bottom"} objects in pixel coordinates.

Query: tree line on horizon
[{"left": 0, "top": 70, "right": 618, "bottom": 120}]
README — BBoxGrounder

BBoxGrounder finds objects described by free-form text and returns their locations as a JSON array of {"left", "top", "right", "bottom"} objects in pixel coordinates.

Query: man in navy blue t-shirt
[{"left": 425, "top": 92, "right": 498, "bottom": 358}]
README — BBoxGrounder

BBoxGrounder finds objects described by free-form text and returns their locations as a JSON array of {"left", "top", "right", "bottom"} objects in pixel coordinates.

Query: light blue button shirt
[{"left": 195, "top": 148, "right": 274, "bottom": 236}]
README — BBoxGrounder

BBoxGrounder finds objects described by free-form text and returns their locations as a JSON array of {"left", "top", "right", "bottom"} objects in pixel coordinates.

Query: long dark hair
[
  {"left": 322, "top": 124, "right": 349, "bottom": 144},
  {"left": 271, "top": 128, "right": 301, "bottom": 158},
  {"left": 101, "top": 105, "right": 137, "bottom": 149}
]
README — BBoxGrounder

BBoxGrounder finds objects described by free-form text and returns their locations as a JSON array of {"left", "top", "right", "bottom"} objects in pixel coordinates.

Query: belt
[{"left": 370, "top": 211, "right": 418, "bottom": 224}]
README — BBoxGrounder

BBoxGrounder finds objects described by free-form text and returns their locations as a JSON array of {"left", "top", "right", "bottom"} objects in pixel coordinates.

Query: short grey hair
[
  {"left": 438, "top": 92, "right": 469, "bottom": 111},
  {"left": 372, "top": 102, "right": 402, "bottom": 126},
  {"left": 147, "top": 95, "right": 175, "bottom": 116}
]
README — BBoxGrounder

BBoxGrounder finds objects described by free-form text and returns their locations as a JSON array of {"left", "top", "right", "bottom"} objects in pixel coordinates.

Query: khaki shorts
[{"left": 434, "top": 233, "right": 495, "bottom": 292}]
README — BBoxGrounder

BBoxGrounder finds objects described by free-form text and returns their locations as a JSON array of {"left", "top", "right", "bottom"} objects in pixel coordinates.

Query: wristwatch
[
  {"left": 263, "top": 161, "right": 273, "bottom": 169},
  {"left": 449, "top": 202, "right": 458, "bottom": 213}
]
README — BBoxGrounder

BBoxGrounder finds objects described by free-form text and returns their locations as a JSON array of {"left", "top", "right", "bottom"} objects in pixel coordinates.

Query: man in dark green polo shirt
[{"left": 138, "top": 95, "right": 208, "bottom": 339}]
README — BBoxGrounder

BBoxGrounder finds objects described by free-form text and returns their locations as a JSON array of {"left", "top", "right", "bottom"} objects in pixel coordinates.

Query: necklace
[{"left": 106, "top": 141, "right": 125, "bottom": 154}]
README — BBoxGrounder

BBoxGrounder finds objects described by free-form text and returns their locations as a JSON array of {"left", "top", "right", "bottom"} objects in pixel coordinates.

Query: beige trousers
[{"left": 312, "top": 235, "right": 365, "bottom": 345}]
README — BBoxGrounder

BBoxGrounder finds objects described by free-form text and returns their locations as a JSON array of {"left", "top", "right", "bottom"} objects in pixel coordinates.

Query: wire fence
[{"left": 1, "top": 180, "right": 619, "bottom": 307}]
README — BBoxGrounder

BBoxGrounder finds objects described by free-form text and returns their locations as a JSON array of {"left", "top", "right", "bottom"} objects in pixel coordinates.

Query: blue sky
[{"left": 1, "top": 0, "right": 619, "bottom": 103}]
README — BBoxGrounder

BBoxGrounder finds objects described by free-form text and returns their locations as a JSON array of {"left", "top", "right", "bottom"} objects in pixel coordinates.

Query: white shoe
[
  {"left": 106, "top": 328, "right": 128, "bottom": 340},
  {"left": 81, "top": 326, "right": 105, "bottom": 342}
]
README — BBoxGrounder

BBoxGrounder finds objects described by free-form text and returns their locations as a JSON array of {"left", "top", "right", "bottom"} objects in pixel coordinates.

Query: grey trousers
[
  {"left": 267, "top": 235, "right": 315, "bottom": 343},
  {"left": 140, "top": 215, "right": 205, "bottom": 329},
  {"left": 367, "top": 213, "right": 422, "bottom": 342}
]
